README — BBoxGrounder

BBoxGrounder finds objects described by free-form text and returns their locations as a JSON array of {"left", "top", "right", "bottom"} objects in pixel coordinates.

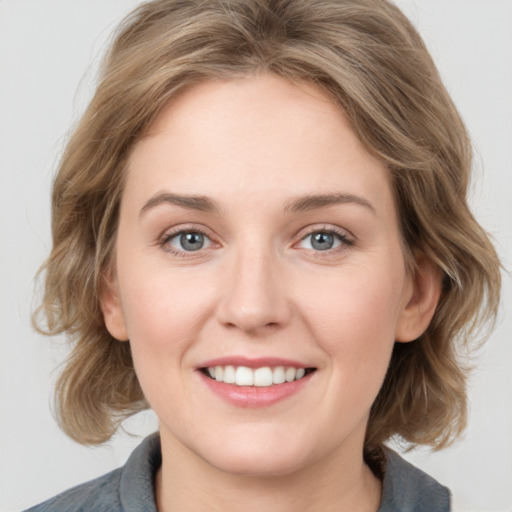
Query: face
[{"left": 102, "top": 74, "right": 431, "bottom": 478}]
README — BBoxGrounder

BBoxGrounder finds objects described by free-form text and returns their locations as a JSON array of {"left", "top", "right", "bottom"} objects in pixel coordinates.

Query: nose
[{"left": 216, "top": 246, "right": 292, "bottom": 335}]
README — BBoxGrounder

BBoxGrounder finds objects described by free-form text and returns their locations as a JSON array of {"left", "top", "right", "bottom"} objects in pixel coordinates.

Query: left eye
[
  {"left": 167, "top": 231, "right": 212, "bottom": 252},
  {"left": 299, "top": 231, "right": 345, "bottom": 251}
]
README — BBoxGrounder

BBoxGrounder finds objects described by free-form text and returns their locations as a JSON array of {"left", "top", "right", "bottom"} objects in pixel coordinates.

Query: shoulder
[
  {"left": 24, "top": 468, "right": 123, "bottom": 512},
  {"left": 378, "top": 448, "right": 451, "bottom": 512},
  {"left": 24, "top": 433, "right": 161, "bottom": 512}
]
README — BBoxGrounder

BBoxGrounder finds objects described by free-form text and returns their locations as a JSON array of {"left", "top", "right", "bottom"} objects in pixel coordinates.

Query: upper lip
[{"left": 197, "top": 356, "right": 313, "bottom": 369}]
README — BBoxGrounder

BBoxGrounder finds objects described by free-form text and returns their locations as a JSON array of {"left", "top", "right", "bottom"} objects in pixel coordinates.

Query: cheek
[
  {"left": 117, "top": 274, "right": 198, "bottom": 412},
  {"left": 298, "top": 263, "right": 405, "bottom": 369},
  {"left": 116, "top": 262, "right": 217, "bottom": 363}
]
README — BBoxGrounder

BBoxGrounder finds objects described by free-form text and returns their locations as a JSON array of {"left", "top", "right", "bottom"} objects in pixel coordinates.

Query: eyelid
[
  {"left": 297, "top": 224, "right": 354, "bottom": 242},
  {"left": 169, "top": 231, "right": 212, "bottom": 251},
  {"left": 293, "top": 224, "right": 355, "bottom": 252},
  {"left": 158, "top": 224, "right": 219, "bottom": 255}
]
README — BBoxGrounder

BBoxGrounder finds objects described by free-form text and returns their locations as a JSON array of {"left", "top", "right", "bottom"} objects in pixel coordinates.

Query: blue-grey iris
[
  {"left": 311, "top": 232, "right": 334, "bottom": 251},
  {"left": 180, "top": 232, "right": 204, "bottom": 251}
]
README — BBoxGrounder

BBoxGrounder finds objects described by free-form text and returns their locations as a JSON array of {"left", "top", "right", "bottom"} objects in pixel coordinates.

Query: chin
[
  {"left": 208, "top": 449, "right": 310, "bottom": 478},
  {"left": 193, "top": 429, "right": 318, "bottom": 478}
]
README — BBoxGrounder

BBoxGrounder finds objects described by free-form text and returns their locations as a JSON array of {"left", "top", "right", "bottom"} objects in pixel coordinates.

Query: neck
[{"left": 155, "top": 431, "right": 382, "bottom": 512}]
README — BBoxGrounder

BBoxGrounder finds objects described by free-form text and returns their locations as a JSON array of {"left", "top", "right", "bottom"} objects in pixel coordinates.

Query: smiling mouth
[{"left": 200, "top": 365, "right": 317, "bottom": 387}]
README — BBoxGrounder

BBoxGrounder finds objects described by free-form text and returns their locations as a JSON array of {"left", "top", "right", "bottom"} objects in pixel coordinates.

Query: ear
[
  {"left": 395, "top": 254, "right": 442, "bottom": 343},
  {"left": 99, "top": 269, "right": 129, "bottom": 342}
]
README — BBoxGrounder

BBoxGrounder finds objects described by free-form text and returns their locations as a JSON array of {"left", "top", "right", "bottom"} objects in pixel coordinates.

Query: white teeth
[
  {"left": 272, "top": 366, "right": 286, "bottom": 384},
  {"left": 254, "top": 367, "right": 273, "bottom": 387},
  {"left": 235, "top": 366, "right": 254, "bottom": 386},
  {"left": 285, "top": 367, "right": 296, "bottom": 382},
  {"left": 205, "top": 365, "right": 311, "bottom": 387},
  {"left": 223, "top": 365, "right": 236, "bottom": 384}
]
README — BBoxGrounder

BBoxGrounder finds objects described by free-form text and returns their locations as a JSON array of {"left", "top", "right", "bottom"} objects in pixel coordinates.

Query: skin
[{"left": 101, "top": 74, "right": 441, "bottom": 512}]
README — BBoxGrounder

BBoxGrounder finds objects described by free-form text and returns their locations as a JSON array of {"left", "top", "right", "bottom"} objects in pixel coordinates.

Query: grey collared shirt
[{"left": 26, "top": 433, "right": 450, "bottom": 511}]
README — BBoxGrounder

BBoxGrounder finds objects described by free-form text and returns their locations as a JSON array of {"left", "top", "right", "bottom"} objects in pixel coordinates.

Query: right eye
[
  {"left": 163, "top": 230, "right": 212, "bottom": 253},
  {"left": 299, "top": 231, "right": 343, "bottom": 251}
]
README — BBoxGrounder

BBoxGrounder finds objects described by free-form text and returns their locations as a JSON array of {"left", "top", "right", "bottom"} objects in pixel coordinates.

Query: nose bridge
[{"left": 217, "top": 238, "right": 290, "bottom": 333}]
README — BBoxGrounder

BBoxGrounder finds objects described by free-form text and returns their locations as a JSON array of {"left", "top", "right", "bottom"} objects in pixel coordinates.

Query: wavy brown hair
[{"left": 35, "top": 0, "right": 501, "bottom": 451}]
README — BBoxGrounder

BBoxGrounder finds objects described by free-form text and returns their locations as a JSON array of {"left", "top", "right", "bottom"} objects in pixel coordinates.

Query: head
[{"left": 36, "top": 0, "right": 501, "bottom": 459}]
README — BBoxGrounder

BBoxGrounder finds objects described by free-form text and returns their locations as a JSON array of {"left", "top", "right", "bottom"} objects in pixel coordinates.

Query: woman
[{"left": 27, "top": 0, "right": 501, "bottom": 510}]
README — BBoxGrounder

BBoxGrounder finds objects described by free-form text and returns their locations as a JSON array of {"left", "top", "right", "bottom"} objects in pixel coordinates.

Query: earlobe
[
  {"left": 395, "top": 254, "right": 442, "bottom": 343},
  {"left": 99, "top": 269, "right": 129, "bottom": 342}
]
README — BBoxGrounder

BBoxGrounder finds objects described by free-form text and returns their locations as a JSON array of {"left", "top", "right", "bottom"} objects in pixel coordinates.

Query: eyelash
[
  {"left": 297, "top": 226, "right": 354, "bottom": 255},
  {"left": 159, "top": 226, "right": 213, "bottom": 257},
  {"left": 158, "top": 225, "right": 354, "bottom": 257}
]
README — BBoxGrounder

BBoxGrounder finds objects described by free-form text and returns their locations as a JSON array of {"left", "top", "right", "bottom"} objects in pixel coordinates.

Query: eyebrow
[
  {"left": 139, "top": 191, "right": 375, "bottom": 217},
  {"left": 284, "top": 193, "right": 376, "bottom": 214},
  {"left": 140, "top": 192, "right": 220, "bottom": 216}
]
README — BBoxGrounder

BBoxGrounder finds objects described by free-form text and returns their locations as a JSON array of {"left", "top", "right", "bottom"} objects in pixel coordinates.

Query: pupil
[
  {"left": 311, "top": 232, "right": 333, "bottom": 251},
  {"left": 180, "top": 232, "right": 204, "bottom": 251}
]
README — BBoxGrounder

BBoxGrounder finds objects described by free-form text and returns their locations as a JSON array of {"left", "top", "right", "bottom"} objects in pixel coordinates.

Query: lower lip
[{"left": 199, "top": 372, "right": 314, "bottom": 407}]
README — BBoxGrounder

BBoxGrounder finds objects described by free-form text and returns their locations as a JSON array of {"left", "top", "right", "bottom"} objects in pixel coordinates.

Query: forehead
[{"left": 125, "top": 74, "right": 394, "bottom": 218}]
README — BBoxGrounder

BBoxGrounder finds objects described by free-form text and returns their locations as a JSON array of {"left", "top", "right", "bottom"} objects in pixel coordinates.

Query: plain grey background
[{"left": 1, "top": 1, "right": 511, "bottom": 511}]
